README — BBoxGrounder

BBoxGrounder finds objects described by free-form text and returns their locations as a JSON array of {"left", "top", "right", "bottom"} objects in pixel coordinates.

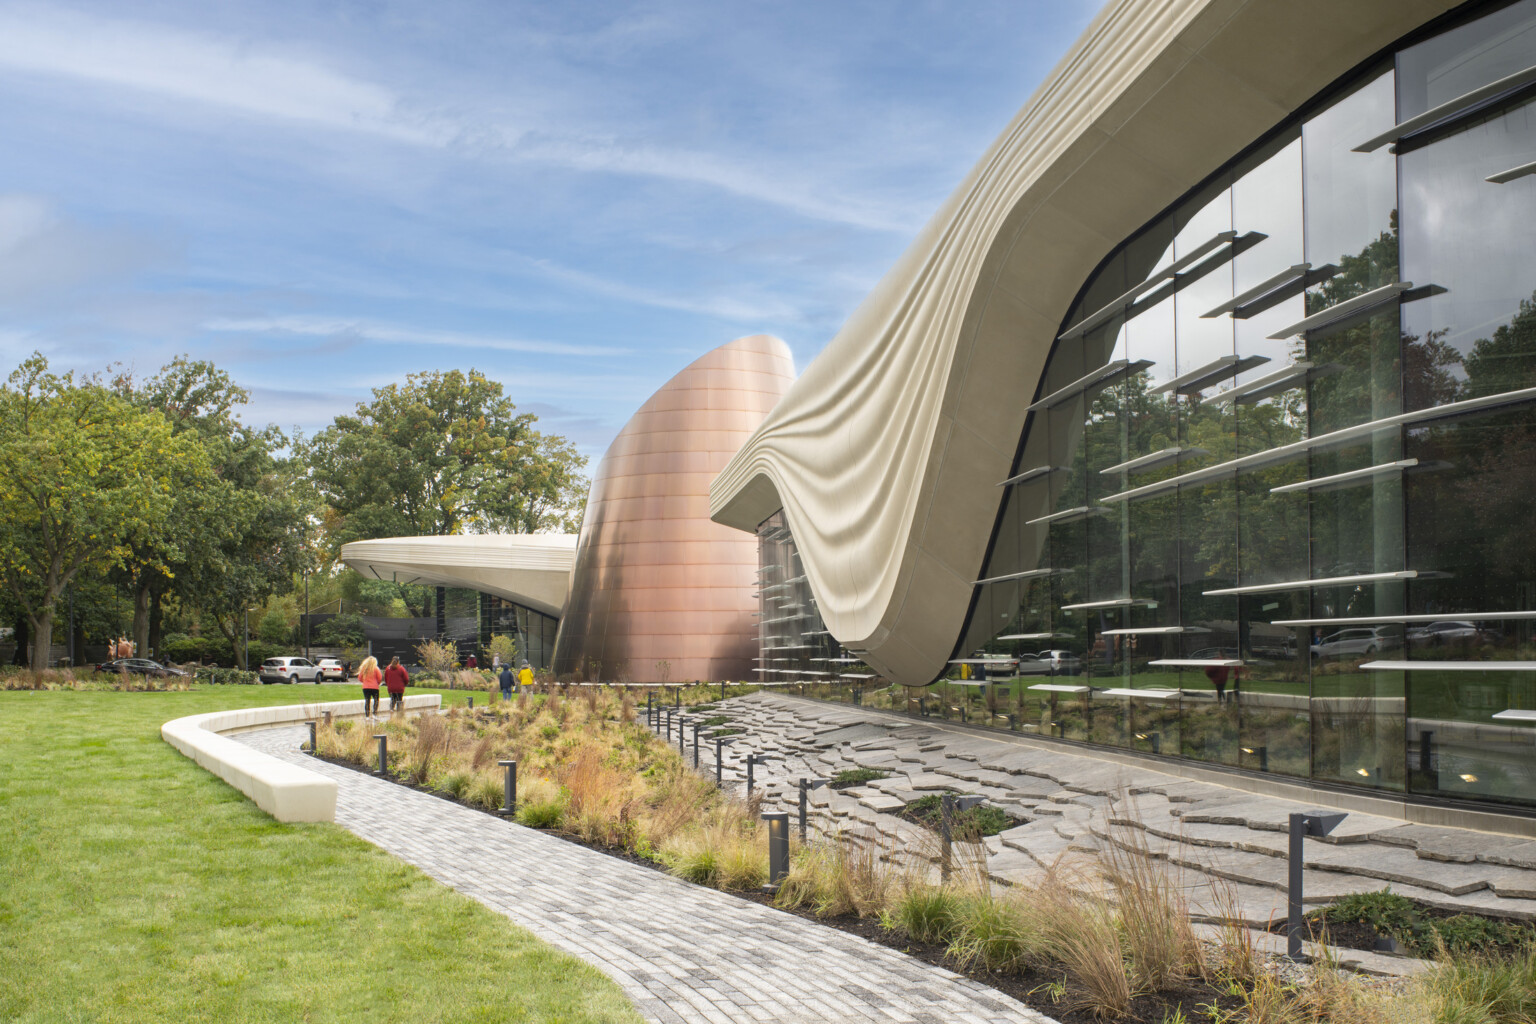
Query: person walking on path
[
  {"left": 491, "top": 653, "right": 500, "bottom": 673},
  {"left": 357, "top": 656, "right": 382, "bottom": 718},
  {"left": 498, "top": 663, "right": 514, "bottom": 702},
  {"left": 517, "top": 660, "right": 534, "bottom": 693},
  {"left": 384, "top": 656, "right": 410, "bottom": 713}
]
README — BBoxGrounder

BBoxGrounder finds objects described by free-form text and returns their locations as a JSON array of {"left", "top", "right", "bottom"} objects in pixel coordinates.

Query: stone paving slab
[
  {"left": 713, "top": 693, "right": 1536, "bottom": 924},
  {"left": 238, "top": 726, "right": 1049, "bottom": 1024}
]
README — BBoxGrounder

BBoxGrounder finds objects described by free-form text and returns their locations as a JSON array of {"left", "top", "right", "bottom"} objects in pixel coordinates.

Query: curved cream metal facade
[
  {"left": 711, "top": 0, "right": 1457, "bottom": 686},
  {"left": 339, "top": 534, "right": 576, "bottom": 619},
  {"left": 555, "top": 335, "right": 796, "bottom": 683}
]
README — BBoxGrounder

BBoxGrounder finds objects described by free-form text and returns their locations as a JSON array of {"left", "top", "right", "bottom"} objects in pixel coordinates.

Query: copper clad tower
[{"left": 553, "top": 335, "right": 795, "bottom": 683}]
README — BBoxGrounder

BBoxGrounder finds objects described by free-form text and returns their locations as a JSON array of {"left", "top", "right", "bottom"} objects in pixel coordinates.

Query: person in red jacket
[{"left": 384, "top": 656, "right": 410, "bottom": 712}]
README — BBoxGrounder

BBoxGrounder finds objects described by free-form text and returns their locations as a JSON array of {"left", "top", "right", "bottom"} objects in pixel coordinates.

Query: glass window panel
[
  {"left": 1402, "top": 104, "right": 1536, "bottom": 407},
  {"left": 1408, "top": 667, "right": 1536, "bottom": 808},
  {"left": 1397, "top": 0, "right": 1536, "bottom": 119},
  {"left": 1313, "top": 667, "right": 1405, "bottom": 792}
]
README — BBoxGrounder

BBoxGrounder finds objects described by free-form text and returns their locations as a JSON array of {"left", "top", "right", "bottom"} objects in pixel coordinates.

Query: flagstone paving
[
  {"left": 697, "top": 693, "right": 1536, "bottom": 932},
  {"left": 238, "top": 726, "right": 1051, "bottom": 1024}
]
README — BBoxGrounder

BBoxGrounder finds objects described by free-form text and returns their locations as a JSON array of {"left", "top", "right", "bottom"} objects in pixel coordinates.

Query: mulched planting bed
[
  {"left": 1264, "top": 888, "right": 1536, "bottom": 959},
  {"left": 735, "top": 890, "right": 1243, "bottom": 1024},
  {"left": 829, "top": 767, "right": 889, "bottom": 789},
  {"left": 316, "top": 749, "right": 1247, "bottom": 1023},
  {"left": 896, "top": 793, "right": 1025, "bottom": 836}
]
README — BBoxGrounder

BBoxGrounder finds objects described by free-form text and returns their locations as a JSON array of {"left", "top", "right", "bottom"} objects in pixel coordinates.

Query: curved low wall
[{"left": 161, "top": 695, "right": 442, "bottom": 823}]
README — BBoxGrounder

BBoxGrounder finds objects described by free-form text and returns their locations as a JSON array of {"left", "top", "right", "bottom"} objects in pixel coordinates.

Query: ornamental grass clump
[{"left": 314, "top": 686, "right": 765, "bottom": 894}]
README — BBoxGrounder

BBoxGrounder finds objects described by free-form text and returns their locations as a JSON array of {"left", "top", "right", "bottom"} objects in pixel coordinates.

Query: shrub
[
  {"left": 437, "top": 771, "right": 473, "bottom": 799},
  {"left": 415, "top": 638, "right": 458, "bottom": 675},
  {"left": 900, "top": 794, "right": 1014, "bottom": 837},
  {"left": 887, "top": 885, "right": 962, "bottom": 944},
  {"left": 831, "top": 767, "right": 889, "bottom": 788},
  {"left": 948, "top": 893, "right": 1037, "bottom": 973}
]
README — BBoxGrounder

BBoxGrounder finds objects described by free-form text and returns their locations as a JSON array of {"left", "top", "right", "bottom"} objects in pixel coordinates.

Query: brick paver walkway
[{"left": 239, "top": 726, "right": 1051, "bottom": 1024}]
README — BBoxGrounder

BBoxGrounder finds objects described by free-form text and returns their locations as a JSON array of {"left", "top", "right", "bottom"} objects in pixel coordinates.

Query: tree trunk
[
  {"left": 148, "top": 591, "right": 163, "bottom": 658},
  {"left": 132, "top": 579, "right": 152, "bottom": 656},
  {"left": 29, "top": 609, "right": 53, "bottom": 671},
  {"left": 11, "top": 614, "right": 27, "bottom": 666}
]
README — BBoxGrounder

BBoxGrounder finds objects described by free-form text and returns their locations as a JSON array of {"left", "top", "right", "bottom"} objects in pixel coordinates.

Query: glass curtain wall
[
  {"left": 788, "top": 0, "right": 1536, "bottom": 813},
  {"left": 479, "top": 593, "right": 558, "bottom": 670}
]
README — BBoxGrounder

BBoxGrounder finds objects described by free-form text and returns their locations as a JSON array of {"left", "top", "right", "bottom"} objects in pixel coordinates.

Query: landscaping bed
[
  {"left": 316, "top": 688, "right": 1536, "bottom": 1024},
  {"left": 896, "top": 793, "right": 1024, "bottom": 836},
  {"left": 1266, "top": 888, "right": 1536, "bottom": 959},
  {"left": 830, "top": 767, "right": 889, "bottom": 789}
]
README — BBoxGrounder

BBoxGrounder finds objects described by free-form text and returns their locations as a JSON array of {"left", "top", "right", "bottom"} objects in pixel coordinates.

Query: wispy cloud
[
  {"left": 0, "top": 5, "right": 920, "bottom": 233},
  {"left": 514, "top": 136, "right": 922, "bottom": 235},
  {"left": 0, "top": 4, "right": 470, "bottom": 146},
  {"left": 203, "top": 314, "right": 629, "bottom": 357}
]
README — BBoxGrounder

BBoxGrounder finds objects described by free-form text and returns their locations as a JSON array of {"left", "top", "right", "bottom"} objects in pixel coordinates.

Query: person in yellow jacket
[{"left": 517, "top": 660, "right": 534, "bottom": 692}]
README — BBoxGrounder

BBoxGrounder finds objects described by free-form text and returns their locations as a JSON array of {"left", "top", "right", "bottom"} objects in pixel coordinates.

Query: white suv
[
  {"left": 316, "top": 658, "right": 348, "bottom": 681},
  {"left": 259, "top": 657, "right": 324, "bottom": 684}
]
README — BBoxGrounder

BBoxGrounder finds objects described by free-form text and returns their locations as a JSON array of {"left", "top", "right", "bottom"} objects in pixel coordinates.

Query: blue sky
[{"left": 0, "top": 1, "right": 1098, "bottom": 462}]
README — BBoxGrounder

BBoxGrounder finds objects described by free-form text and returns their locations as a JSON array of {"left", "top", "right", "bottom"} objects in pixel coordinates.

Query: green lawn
[{"left": 0, "top": 686, "right": 642, "bottom": 1024}]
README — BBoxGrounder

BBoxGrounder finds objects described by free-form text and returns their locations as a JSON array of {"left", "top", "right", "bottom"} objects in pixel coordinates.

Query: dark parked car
[{"left": 95, "top": 658, "right": 188, "bottom": 678}]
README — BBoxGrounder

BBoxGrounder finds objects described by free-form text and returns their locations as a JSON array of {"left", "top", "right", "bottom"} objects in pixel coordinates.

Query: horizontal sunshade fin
[
  {"left": 996, "top": 632, "right": 1072, "bottom": 640},
  {"left": 1057, "top": 231, "right": 1267, "bottom": 340},
  {"left": 1267, "top": 281, "right": 1413, "bottom": 340},
  {"left": 1269, "top": 458, "right": 1418, "bottom": 494},
  {"left": 1488, "top": 159, "right": 1536, "bottom": 184},
  {"left": 1204, "top": 362, "right": 1313, "bottom": 406},
  {"left": 997, "top": 465, "right": 1068, "bottom": 487},
  {"left": 1027, "top": 683, "right": 1090, "bottom": 693},
  {"left": 1201, "top": 264, "right": 1311, "bottom": 318},
  {"left": 1061, "top": 597, "right": 1156, "bottom": 610},
  {"left": 1097, "top": 382, "right": 1536, "bottom": 505},
  {"left": 1270, "top": 611, "right": 1536, "bottom": 627},
  {"left": 1099, "top": 446, "right": 1206, "bottom": 475},
  {"left": 1202, "top": 569, "right": 1417, "bottom": 596},
  {"left": 973, "top": 567, "right": 1059, "bottom": 585},
  {"left": 1361, "top": 661, "right": 1536, "bottom": 672},
  {"left": 1098, "top": 688, "right": 1180, "bottom": 699},
  {"left": 1150, "top": 354, "right": 1271, "bottom": 395},
  {"left": 1355, "top": 62, "right": 1536, "bottom": 153},
  {"left": 1027, "top": 359, "right": 1153, "bottom": 412},
  {"left": 1100, "top": 626, "right": 1208, "bottom": 635},
  {"left": 1025, "top": 505, "right": 1111, "bottom": 527},
  {"left": 1148, "top": 659, "right": 1243, "bottom": 667}
]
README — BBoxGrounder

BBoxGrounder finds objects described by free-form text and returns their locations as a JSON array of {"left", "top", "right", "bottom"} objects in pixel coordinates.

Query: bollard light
[
  {"left": 691, "top": 720, "right": 702, "bottom": 768},
  {"left": 762, "top": 812, "right": 790, "bottom": 891},
  {"left": 665, "top": 707, "right": 674, "bottom": 742},
  {"left": 323, "top": 710, "right": 333, "bottom": 729},
  {"left": 940, "top": 794, "right": 984, "bottom": 882},
  {"left": 745, "top": 753, "right": 770, "bottom": 799},
  {"left": 674, "top": 688, "right": 681, "bottom": 709},
  {"left": 798, "top": 777, "right": 829, "bottom": 842},
  {"left": 373, "top": 734, "right": 388, "bottom": 775},
  {"left": 721, "top": 679, "right": 727, "bottom": 701},
  {"left": 1287, "top": 810, "right": 1348, "bottom": 960},
  {"left": 677, "top": 715, "right": 687, "bottom": 757},
  {"left": 307, "top": 720, "right": 317, "bottom": 756},
  {"left": 468, "top": 696, "right": 474, "bottom": 709},
  {"left": 715, "top": 736, "right": 735, "bottom": 785},
  {"left": 498, "top": 759, "right": 518, "bottom": 816}
]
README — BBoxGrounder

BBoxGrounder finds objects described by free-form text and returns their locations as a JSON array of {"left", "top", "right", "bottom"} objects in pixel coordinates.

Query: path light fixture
[
  {"left": 762, "top": 812, "right": 790, "bottom": 891},
  {"left": 690, "top": 720, "right": 703, "bottom": 768},
  {"left": 306, "top": 720, "right": 317, "bottom": 755},
  {"left": 373, "top": 734, "right": 388, "bottom": 775},
  {"left": 665, "top": 707, "right": 674, "bottom": 742},
  {"left": 1287, "top": 810, "right": 1348, "bottom": 960},
  {"left": 745, "top": 753, "right": 770, "bottom": 798},
  {"left": 677, "top": 715, "right": 688, "bottom": 757},
  {"left": 715, "top": 736, "right": 735, "bottom": 785},
  {"left": 721, "top": 679, "right": 727, "bottom": 700},
  {"left": 498, "top": 760, "right": 518, "bottom": 817},
  {"left": 323, "top": 710, "right": 332, "bottom": 729},
  {"left": 798, "top": 777, "right": 829, "bottom": 842},
  {"left": 940, "top": 794, "right": 984, "bottom": 882},
  {"left": 468, "top": 696, "right": 474, "bottom": 709}
]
